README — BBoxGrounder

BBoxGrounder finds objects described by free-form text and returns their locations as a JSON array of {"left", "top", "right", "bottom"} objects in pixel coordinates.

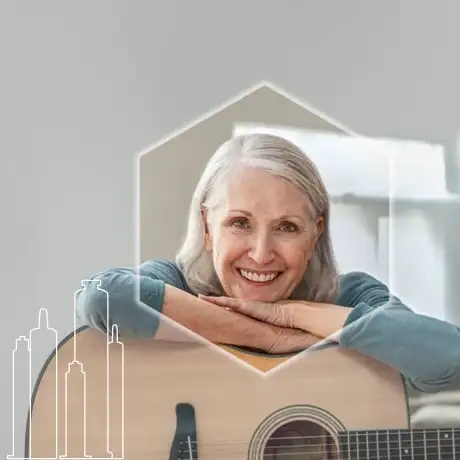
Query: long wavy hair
[{"left": 175, "top": 133, "right": 340, "bottom": 303}]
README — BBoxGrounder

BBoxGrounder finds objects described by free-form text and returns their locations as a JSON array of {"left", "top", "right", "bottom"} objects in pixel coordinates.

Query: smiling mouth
[{"left": 237, "top": 269, "right": 282, "bottom": 284}]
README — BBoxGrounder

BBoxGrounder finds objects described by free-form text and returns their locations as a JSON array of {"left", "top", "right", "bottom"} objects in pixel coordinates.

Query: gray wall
[{"left": 1, "top": 1, "right": 460, "bottom": 457}]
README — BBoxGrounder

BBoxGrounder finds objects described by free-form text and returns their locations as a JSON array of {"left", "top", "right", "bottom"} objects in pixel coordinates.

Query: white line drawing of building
[
  {"left": 30, "top": 309, "right": 59, "bottom": 460},
  {"left": 7, "top": 280, "right": 125, "bottom": 460},
  {"left": 107, "top": 324, "right": 124, "bottom": 459},
  {"left": 8, "top": 336, "right": 32, "bottom": 460}
]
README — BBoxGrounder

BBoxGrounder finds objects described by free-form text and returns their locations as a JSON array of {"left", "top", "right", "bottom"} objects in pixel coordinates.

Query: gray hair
[{"left": 175, "top": 133, "right": 340, "bottom": 303}]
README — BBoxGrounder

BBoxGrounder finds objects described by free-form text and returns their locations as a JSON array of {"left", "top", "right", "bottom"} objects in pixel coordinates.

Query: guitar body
[{"left": 28, "top": 326, "right": 410, "bottom": 460}]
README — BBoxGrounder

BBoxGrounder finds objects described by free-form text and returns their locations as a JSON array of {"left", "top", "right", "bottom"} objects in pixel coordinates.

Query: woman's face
[{"left": 203, "top": 167, "right": 323, "bottom": 302}]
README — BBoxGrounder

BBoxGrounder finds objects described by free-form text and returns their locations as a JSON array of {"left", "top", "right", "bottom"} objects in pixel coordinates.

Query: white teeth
[{"left": 239, "top": 269, "right": 279, "bottom": 283}]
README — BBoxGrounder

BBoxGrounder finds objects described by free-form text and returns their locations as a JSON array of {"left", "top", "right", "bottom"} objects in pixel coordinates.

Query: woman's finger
[
  {"left": 198, "top": 295, "right": 242, "bottom": 309},
  {"left": 199, "top": 295, "right": 264, "bottom": 320},
  {"left": 198, "top": 295, "right": 290, "bottom": 328},
  {"left": 228, "top": 300, "right": 282, "bottom": 326},
  {"left": 269, "top": 328, "right": 321, "bottom": 354}
]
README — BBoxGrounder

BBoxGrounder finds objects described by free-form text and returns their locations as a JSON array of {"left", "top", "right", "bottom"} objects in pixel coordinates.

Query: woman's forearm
[
  {"left": 159, "top": 286, "right": 321, "bottom": 353},
  {"left": 158, "top": 285, "right": 276, "bottom": 349},
  {"left": 75, "top": 264, "right": 320, "bottom": 353},
  {"left": 339, "top": 301, "right": 460, "bottom": 392},
  {"left": 295, "top": 271, "right": 460, "bottom": 393},
  {"left": 75, "top": 265, "right": 276, "bottom": 348},
  {"left": 291, "top": 296, "right": 460, "bottom": 393},
  {"left": 293, "top": 302, "right": 352, "bottom": 340}
]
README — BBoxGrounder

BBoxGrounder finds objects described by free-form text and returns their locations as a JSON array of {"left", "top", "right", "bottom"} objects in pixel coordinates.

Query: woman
[{"left": 76, "top": 133, "right": 460, "bottom": 394}]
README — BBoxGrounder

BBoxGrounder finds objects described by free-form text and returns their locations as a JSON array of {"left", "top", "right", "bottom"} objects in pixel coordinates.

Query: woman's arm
[
  {"left": 76, "top": 259, "right": 319, "bottom": 353},
  {"left": 335, "top": 272, "right": 460, "bottom": 393},
  {"left": 75, "top": 260, "right": 188, "bottom": 339},
  {"left": 204, "top": 272, "right": 460, "bottom": 393},
  {"left": 159, "top": 284, "right": 319, "bottom": 352}
]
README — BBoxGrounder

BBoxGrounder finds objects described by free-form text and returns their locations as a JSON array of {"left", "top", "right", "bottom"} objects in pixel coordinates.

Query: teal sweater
[{"left": 75, "top": 260, "right": 460, "bottom": 393}]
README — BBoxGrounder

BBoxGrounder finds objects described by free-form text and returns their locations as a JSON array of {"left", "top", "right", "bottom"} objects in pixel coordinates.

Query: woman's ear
[
  {"left": 315, "top": 215, "right": 324, "bottom": 243},
  {"left": 201, "top": 206, "right": 213, "bottom": 251}
]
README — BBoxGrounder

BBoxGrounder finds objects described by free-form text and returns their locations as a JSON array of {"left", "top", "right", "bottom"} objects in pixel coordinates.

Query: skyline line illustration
[{"left": 7, "top": 280, "right": 125, "bottom": 460}]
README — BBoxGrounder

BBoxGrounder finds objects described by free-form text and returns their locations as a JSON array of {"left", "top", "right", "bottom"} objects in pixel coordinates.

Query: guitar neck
[{"left": 338, "top": 428, "right": 460, "bottom": 459}]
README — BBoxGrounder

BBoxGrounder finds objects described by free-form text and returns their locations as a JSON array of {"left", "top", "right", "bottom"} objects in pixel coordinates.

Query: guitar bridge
[{"left": 169, "top": 403, "right": 197, "bottom": 460}]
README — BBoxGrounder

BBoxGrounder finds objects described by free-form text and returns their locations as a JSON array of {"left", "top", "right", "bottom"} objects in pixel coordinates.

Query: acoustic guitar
[{"left": 27, "top": 324, "right": 459, "bottom": 459}]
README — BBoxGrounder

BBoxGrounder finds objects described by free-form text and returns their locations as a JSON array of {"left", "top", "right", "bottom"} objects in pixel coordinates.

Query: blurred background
[{"left": 2, "top": 1, "right": 460, "bottom": 456}]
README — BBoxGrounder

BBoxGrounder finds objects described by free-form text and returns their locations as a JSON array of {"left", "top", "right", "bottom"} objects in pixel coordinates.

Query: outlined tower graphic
[
  {"left": 29, "top": 309, "right": 59, "bottom": 459},
  {"left": 59, "top": 280, "right": 97, "bottom": 460},
  {"left": 60, "top": 359, "right": 91, "bottom": 460},
  {"left": 8, "top": 280, "right": 125, "bottom": 460},
  {"left": 8, "top": 336, "right": 31, "bottom": 460},
  {"left": 107, "top": 324, "right": 124, "bottom": 458},
  {"left": 8, "top": 308, "right": 59, "bottom": 460},
  {"left": 59, "top": 279, "right": 124, "bottom": 459}
]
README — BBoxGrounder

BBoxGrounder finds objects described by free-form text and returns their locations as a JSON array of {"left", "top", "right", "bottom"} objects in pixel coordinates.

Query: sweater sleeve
[
  {"left": 337, "top": 272, "right": 460, "bottom": 393},
  {"left": 75, "top": 260, "right": 190, "bottom": 339}
]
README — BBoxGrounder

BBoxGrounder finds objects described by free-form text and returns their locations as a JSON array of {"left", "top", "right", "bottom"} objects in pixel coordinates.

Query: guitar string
[
  {"left": 184, "top": 440, "right": 458, "bottom": 449},
  {"left": 179, "top": 454, "right": 454, "bottom": 459},
  {"left": 177, "top": 441, "right": 458, "bottom": 456},
  {"left": 180, "top": 441, "right": 459, "bottom": 457},
  {"left": 183, "top": 439, "right": 458, "bottom": 450},
  {"left": 185, "top": 427, "right": 459, "bottom": 444},
  {"left": 168, "top": 445, "right": 457, "bottom": 459},
  {"left": 88, "top": 433, "right": 459, "bottom": 457},
  {"left": 178, "top": 432, "right": 459, "bottom": 457}
]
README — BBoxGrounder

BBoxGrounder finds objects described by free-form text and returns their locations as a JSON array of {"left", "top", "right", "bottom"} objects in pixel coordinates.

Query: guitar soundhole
[{"left": 263, "top": 420, "right": 339, "bottom": 460}]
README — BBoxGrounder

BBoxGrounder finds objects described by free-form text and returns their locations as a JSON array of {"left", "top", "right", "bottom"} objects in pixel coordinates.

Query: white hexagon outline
[{"left": 133, "top": 80, "right": 358, "bottom": 377}]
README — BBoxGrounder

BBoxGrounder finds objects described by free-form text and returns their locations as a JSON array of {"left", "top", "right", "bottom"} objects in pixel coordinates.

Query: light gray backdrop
[{"left": 1, "top": 0, "right": 460, "bottom": 456}]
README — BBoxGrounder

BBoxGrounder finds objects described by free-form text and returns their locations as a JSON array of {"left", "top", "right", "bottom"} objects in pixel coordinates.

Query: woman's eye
[
  {"left": 231, "top": 218, "right": 249, "bottom": 229},
  {"left": 278, "top": 222, "right": 298, "bottom": 232}
]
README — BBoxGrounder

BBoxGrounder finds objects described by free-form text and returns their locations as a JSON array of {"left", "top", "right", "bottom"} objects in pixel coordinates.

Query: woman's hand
[
  {"left": 195, "top": 294, "right": 322, "bottom": 353},
  {"left": 258, "top": 325, "right": 321, "bottom": 354},
  {"left": 161, "top": 286, "right": 319, "bottom": 354},
  {"left": 199, "top": 294, "right": 352, "bottom": 341},
  {"left": 199, "top": 295, "right": 298, "bottom": 328}
]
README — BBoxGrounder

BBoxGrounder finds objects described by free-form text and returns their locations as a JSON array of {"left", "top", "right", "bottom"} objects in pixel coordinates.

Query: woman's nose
[{"left": 248, "top": 232, "right": 275, "bottom": 264}]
